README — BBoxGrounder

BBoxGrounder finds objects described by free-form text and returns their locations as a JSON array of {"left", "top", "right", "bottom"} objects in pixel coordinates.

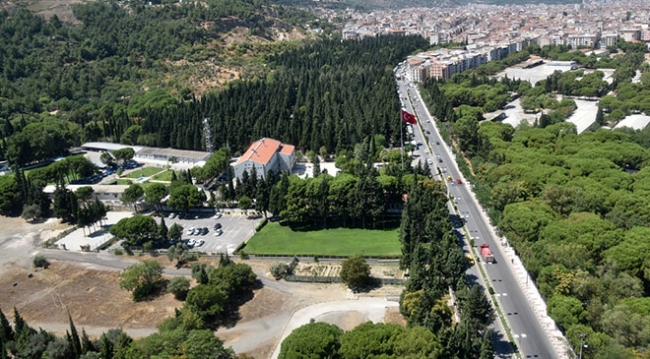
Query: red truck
[{"left": 480, "top": 244, "right": 495, "bottom": 263}]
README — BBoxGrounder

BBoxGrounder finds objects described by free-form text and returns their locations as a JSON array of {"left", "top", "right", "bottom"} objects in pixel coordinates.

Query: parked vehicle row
[{"left": 187, "top": 227, "right": 210, "bottom": 236}]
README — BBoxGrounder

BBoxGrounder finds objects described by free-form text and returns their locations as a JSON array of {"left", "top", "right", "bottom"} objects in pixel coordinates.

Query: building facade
[{"left": 232, "top": 138, "right": 296, "bottom": 180}]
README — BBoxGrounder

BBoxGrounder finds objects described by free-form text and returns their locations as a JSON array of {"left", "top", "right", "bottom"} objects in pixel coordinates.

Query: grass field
[
  {"left": 124, "top": 167, "right": 164, "bottom": 179},
  {"left": 116, "top": 179, "right": 133, "bottom": 185},
  {"left": 151, "top": 170, "right": 177, "bottom": 182},
  {"left": 244, "top": 222, "right": 401, "bottom": 257}
]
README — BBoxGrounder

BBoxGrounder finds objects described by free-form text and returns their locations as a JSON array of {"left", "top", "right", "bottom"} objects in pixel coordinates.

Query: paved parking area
[
  {"left": 164, "top": 213, "right": 263, "bottom": 255},
  {"left": 55, "top": 212, "right": 133, "bottom": 251}
]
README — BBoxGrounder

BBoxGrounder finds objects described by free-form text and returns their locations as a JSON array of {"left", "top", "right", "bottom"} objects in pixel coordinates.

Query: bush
[
  {"left": 270, "top": 262, "right": 290, "bottom": 280},
  {"left": 33, "top": 255, "right": 49, "bottom": 269},
  {"left": 255, "top": 218, "right": 268, "bottom": 232},
  {"left": 114, "top": 248, "right": 124, "bottom": 255},
  {"left": 167, "top": 276, "right": 191, "bottom": 300},
  {"left": 340, "top": 255, "right": 370, "bottom": 290}
]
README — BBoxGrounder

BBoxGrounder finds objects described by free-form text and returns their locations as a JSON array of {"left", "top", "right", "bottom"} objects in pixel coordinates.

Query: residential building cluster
[{"left": 320, "top": 1, "right": 650, "bottom": 81}]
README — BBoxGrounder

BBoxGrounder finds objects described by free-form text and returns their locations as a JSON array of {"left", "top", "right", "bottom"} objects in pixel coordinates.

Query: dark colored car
[
  {"left": 201, "top": 227, "right": 209, "bottom": 235},
  {"left": 214, "top": 223, "right": 222, "bottom": 230}
]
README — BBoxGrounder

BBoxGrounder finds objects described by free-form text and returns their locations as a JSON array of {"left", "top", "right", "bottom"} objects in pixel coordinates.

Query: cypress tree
[
  {"left": 12, "top": 307, "right": 25, "bottom": 337},
  {"left": 68, "top": 313, "right": 82, "bottom": 358},
  {"left": 0, "top": 338, "right": 6, "bottom": 359},
  {"left": 81, "top": 329, "right": 95, "bottom": 354},
  {"left": 0, "top": 309, "right": 13, "bottom": 343},
  {"left": 100, "top": 334, "right": 113, "bottom": 359}
]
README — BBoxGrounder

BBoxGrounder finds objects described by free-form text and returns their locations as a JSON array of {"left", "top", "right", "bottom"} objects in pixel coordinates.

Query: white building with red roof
[{"left": 233, "top": 138, "right": 296, "bottom": 180}]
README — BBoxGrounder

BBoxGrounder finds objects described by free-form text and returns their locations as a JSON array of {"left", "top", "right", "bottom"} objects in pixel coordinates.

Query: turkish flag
[{"left": 401, "top": 109, "right": 417, "bottom": 125}]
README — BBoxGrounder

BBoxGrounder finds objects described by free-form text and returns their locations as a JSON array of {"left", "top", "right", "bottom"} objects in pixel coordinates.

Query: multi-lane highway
[{"left": 396, "top": 66, "right": 558, "bottom": 359}]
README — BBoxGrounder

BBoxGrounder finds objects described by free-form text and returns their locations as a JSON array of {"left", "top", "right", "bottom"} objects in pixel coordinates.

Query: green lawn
[
  {"left": 151, "top": 170, "right": 177, "bottom": 182},
  {"left": 116, "top": 179, "right": 133, "bottom": 185},
  {"left": 124, "top": 167, "right": 165, "bottom": 179},
  {"left": 244, "top": 222, "right": 401, "bottom": 257}
]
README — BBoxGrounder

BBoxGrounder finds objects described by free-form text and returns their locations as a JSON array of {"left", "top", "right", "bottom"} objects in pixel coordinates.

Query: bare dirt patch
[
  {"left": 384, "top": 306, "right": 407, "bottom": 326},
  {"left": 0, "top": 262, "right": 181, "bottom": 333},
  {"left": 316, "top": 310, "right": 368, "bottom": 331}
]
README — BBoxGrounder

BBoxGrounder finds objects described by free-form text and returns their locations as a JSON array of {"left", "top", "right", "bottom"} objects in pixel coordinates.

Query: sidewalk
[{"left": 412, "top": 84, "right": 571, "bottom": 358}]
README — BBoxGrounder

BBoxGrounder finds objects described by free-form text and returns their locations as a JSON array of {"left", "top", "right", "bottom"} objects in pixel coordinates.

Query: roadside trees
[
  {"left": 119, "top": 260, "right": 164, "bottom": 301},
  {"left": 340, "top": 255, "right": 370, "bottom": 291}
]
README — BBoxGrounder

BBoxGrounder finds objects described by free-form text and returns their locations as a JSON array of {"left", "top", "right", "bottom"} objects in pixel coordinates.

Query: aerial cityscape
[{"left": 0, "top": 0, "right": 649, "bottom": 358}]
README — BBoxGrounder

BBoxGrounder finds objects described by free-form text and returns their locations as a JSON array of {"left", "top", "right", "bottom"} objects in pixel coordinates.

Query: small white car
[
  {"left": 213, "top": 229, "right": 224, "bottom": 236},
  {"left": 196, "top": 239, "right": 205, "bottom": 247},
  {"left": 187, "top": 238, "right": 196, "bottom": 246},
  {"left": 213, "top": 212, "right": 223, "bottom": 219},
  {"left": 186, "top": 228, "right": 195, "bottom": 235}
]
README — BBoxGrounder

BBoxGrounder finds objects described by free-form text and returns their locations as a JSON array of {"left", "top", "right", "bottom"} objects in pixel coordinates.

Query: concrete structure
[
  {"left": 614, "top": 114, "right": 650, "bottom": 130},
  {"left": 232, "top": 138, "right": 295, "bottom": 180},
  {"left": 43, "top": 184, "right": 130, "bottom": 209},
  {"left": 620, "top": 29, "right": 641, "bottom": 42},
  {"left": 81, "top": 142, "right": 211, "bottom": 165},
  {"left": 567, "top": 32, "right": 600, "bottom": 48}
]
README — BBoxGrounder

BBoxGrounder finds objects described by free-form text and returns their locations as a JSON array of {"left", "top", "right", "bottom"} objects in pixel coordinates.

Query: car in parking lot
[
  {"left": 186, "top": 227, "right": 195, "bottom": 235},
  {"left": 196, "top": 239, "right": 205, "bottom": 247},
  {"left": 214, "top": 222, "right": 222, "bottom": 230},
  {"left": 200, "top": 227, "right": 209, "bottom": 235},
  {"left": 213, "top": 212, "right": 222, "bottom": 219},
  {"left": 169, "top": 212, "right": 177, "bottom": 219},
  {"left": 438, "top": 158, "right": 443, "bottom": 163},
  {"left": 213, "top": 228, "right": 224, "bottom": 236},
  {"left": 187, "top": 238, "right": 196, "bottom": 247}
]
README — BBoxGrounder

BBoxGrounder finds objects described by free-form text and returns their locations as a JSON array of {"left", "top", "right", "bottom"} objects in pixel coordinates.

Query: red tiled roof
[
  {"left": 235, "top": 138, "right": 282, "bottom": 166},
  {"left": 280, "top": 144, "right": 295, "bottom": 155}
]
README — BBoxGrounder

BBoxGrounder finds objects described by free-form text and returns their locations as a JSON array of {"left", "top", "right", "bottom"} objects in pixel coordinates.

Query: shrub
[
  {"left": 114, "top": 248, "right": 124, "bottom": 255},
  {"left": 340, "top": 255, "right": 370, "bottom": 290},
  {"left": 167, "top": 276, "right": 191, "bottom": 300},
  {"left": 33, "top": 255, "right": 49, "bottom": 269},
  {"left": 270, "top": 262, "right": 290, "bottom": 280},
  {"left": 255, "top": 218, "right": 268, "bottom": 232}
]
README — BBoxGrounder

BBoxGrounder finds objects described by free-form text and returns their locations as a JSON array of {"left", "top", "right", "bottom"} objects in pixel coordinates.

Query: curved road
[{"left": 270, "top": 297, "right": 399, "bottom": 359}]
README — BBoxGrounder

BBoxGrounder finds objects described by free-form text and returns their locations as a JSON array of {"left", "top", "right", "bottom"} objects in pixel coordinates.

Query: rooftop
[
  {"left": 614, "top": 114, "right": 650, "bottom": 130},
  {"left": 235, "top": 138, "right": 283, "bottom": 166},
  {"left": 137, "top": 147, "right": 211, "bottom": 161},
  {"left": 81, "top": 142, "right": 144, "bottom": 153}
]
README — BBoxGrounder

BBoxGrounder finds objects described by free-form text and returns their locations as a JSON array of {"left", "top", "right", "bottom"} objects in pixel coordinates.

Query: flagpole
[{"left": 400, "top": 110, "right": 404, "bottom": 171}]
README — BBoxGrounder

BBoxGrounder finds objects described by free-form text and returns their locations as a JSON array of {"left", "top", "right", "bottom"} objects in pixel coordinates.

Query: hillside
[{"left": 0, "top": 0, "right": 334, "bottom": 120}]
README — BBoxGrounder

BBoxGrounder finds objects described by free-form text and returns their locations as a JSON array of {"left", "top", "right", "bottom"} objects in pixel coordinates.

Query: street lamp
[{"left": 579, "top": 333, "right": 588, "bottom": 359}]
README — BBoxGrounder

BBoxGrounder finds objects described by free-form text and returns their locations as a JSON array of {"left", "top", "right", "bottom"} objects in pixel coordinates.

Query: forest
[
  {"left": 421, "top": 43, "right": 650, "bottom": 357},
  {"left": 0, "top": 3, "right": 428, "bottom": 164},
  {"left": 0, "top": 0, "right": 336, "bottom": 164}
]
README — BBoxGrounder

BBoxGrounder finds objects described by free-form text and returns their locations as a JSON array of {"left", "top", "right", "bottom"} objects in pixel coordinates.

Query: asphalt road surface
[{"left": 396, "top": 67, "right": 558, "bottom": 359}]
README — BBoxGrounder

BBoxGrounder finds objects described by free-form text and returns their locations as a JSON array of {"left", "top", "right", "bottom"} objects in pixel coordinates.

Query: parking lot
[{"left": 164, "top": 212, "right": 264, "bottom": 255}]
